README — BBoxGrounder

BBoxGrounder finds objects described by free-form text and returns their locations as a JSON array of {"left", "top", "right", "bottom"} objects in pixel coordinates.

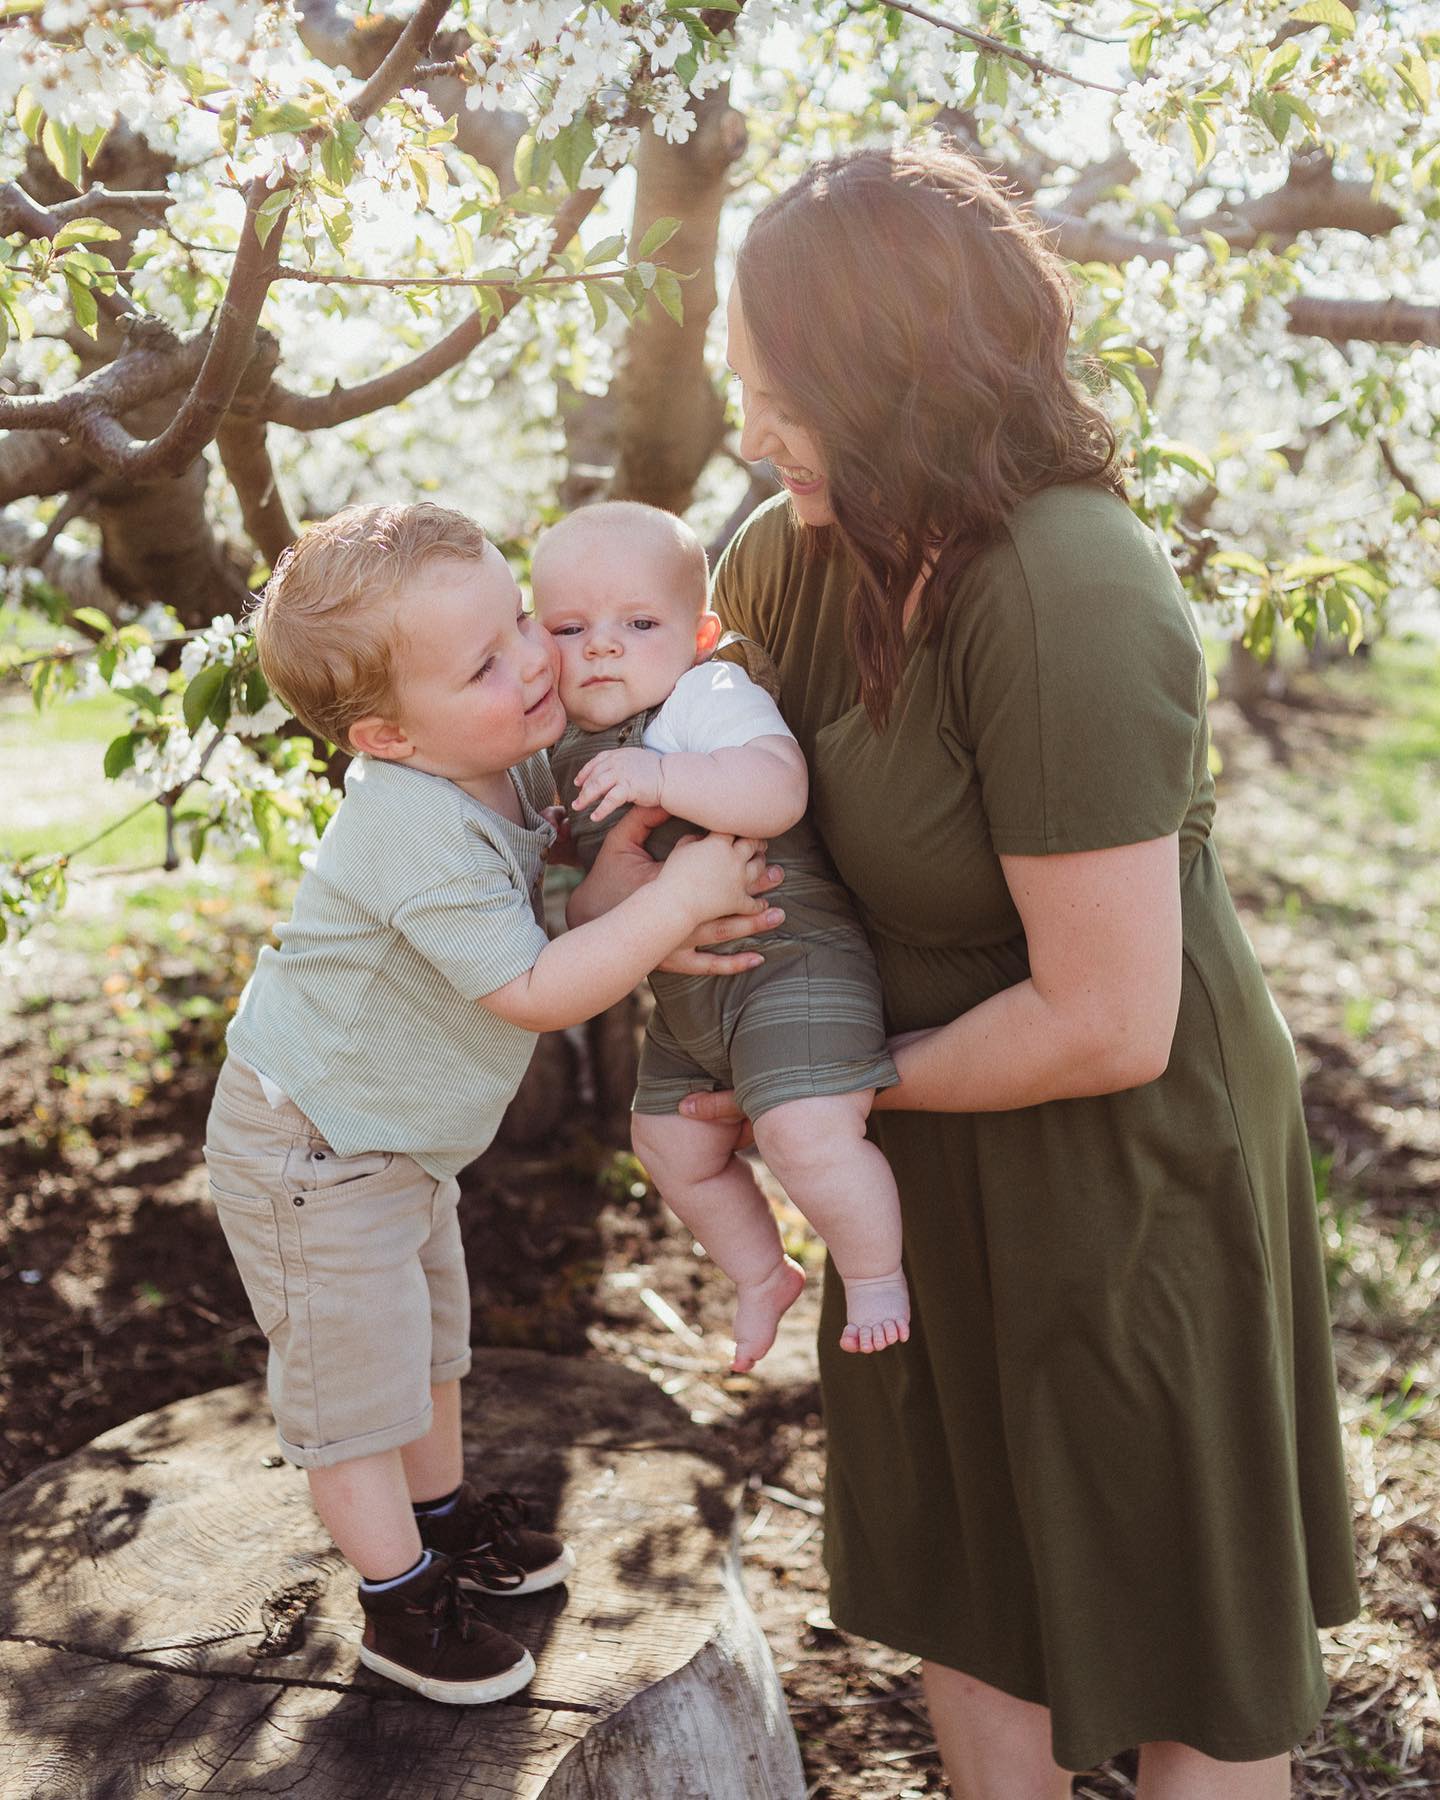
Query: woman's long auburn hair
[{"left": 735, "top": 141, "right": 1125, "bottom": 727}]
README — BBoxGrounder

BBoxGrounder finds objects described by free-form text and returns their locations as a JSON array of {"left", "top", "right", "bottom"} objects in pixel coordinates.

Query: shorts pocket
[
  {"left": 204, "top": 1148, "right": 288, "bottom": 1335},
  {"left": 298, "top": 1147, "right": 395, "bottom": 1196}
]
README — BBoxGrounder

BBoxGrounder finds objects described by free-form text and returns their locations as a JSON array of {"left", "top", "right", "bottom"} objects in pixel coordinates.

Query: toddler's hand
[
  {"left": 660, "top": 831, "right": 769, "bottom": 929},
  {"left": 573, "top": 747, "right": 664, "bottom": 823}
]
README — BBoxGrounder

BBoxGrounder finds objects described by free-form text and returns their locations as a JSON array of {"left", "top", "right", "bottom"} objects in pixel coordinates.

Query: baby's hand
[{"left": 573, "top": 747, "right": 664, "bottom": 823}]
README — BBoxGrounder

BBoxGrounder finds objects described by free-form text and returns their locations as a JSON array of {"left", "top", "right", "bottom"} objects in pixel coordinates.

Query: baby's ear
[
  {"left": 694, "top": 609, "right": 723, "bottom": 660},
  {"left": 348, "top": 714, "right": 414, "bottom": 762}
]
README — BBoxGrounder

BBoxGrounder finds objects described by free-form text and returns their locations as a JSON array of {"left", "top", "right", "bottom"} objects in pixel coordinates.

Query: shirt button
[{"left": 293, "top": 1196, "right": 305, "bottom": 1207}]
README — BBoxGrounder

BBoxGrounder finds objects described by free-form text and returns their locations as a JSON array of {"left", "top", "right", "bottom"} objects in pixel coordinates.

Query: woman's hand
[
  {"left": 568, "top": 804, "right": 785, "bottom": 975},
  {"left": 678, "top": 1088, "right": 754, "bottom": 1147},
  {"left": 541, "top": 804, "right": 578, "bottom": 868}
]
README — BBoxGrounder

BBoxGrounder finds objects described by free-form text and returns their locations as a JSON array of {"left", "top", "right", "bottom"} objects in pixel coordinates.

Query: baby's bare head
[
  {"left": 532, "top": 501, "right": 707, "bottom": 622},
  {"left": 252, "top": 502, "right": 491, "bottom": 749},
  {"left": 532, "top": 502, "right": 716, "bottom": 729}
]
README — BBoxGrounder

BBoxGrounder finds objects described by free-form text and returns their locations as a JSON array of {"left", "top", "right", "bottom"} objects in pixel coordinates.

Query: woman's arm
[
  {"left": 871, "top": 834, "right": 1182, "bottom": 1112},
  {"left": 679, "top": 833, "right": 1181, "bottom": 1123}
]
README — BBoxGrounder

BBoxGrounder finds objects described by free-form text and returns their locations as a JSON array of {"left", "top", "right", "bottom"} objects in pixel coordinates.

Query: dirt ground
[{"left": 1, "top": 658, "right": 1436, "bottom": 1796}]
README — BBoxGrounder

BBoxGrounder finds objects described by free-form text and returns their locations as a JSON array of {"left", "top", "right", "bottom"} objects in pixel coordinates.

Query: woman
[{"left": 578, "top": 143, "right": 1358, "bottom": 1795}]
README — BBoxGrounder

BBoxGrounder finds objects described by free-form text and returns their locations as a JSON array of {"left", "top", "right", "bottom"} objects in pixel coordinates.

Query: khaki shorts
[{"left": 203, "top": 1057, "right": 471, "bottom": 1470}]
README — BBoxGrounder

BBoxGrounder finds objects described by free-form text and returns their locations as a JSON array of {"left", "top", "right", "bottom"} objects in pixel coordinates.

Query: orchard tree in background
[{"left": 2, "top": 0, "right": 1438, "bottom": 938}]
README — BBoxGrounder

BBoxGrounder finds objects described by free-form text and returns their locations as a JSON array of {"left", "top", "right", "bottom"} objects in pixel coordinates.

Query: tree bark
[
  {"left": 0, "top": 1352, "right": 806, "bottom": 1799},
  {"left": 610, "top": 93, "right": 748, "bottom": 514}
]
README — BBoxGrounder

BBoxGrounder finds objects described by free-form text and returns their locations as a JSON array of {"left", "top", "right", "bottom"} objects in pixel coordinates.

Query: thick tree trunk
[
  {"left": 610, "top": 93, "right": 747, "bottom": 515},
  {"left": 0, "top": 1351, "right": 805, "bottom": 1799}
]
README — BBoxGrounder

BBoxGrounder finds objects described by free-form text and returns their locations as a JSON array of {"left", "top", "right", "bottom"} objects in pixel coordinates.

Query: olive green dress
[{"left": 712, "top": 486, "right": 1358, "bottom": 1771}]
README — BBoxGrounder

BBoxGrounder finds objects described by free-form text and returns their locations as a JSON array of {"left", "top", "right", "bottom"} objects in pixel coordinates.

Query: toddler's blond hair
[{"left": 252, "top": 502, "right": 490, "bottom": 749}]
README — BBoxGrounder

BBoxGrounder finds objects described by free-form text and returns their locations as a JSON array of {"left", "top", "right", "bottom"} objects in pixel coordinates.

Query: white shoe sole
[
  {"left": 464, "top": 1542, "right": 577, "bottom": 1597},
  {"left": 358, "top": 1642, "right": 536, "bottom": 1704}
]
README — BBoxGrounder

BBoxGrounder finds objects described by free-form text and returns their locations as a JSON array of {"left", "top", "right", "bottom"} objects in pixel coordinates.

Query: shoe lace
[
  {"left": 451, "top": 1541, "right": 527, "bottom": 1593},
  {"left": 419, "top": 1560, "right": 509, "bottom": 1647},
  {"left": 471, "top": 1488, "right": 530, "bottom": 1545}
]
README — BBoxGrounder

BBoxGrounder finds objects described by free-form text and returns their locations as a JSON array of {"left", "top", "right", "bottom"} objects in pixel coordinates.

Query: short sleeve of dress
[
  {"left": 710, "top": 495, "right": 797, "bottom": 647},
  {"left": 947, "top": 487, "right": 1207, "bottom": 857}
]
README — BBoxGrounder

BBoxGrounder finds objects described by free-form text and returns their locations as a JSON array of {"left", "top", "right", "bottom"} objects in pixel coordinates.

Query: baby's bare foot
[
  {"left": 838, "top": 1269, "right": 910, "bottom": 1356},
  {"left": 731, "top": 1257, "right": 807, "bottom": 1373}
]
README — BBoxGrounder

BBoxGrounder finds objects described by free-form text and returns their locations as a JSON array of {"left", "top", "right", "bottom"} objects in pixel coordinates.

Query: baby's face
[{"left": 535, "top": 544, "right": 709, "bottom": 731}]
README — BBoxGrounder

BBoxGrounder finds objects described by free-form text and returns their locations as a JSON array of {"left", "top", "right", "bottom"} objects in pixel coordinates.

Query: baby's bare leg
[
  {"left": 750, "top": 1091, "right": 909, "bottom": 1355},
  {"left": 631, "top": 1110, "right": 806, "bottom": 1374}
]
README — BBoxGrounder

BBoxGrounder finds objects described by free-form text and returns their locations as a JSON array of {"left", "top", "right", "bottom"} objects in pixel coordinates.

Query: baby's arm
[
  {"left": 479, "top": 830, "right": 766, "bottom": 1032},
  {"left": 573, "top": 735, "right": 808, "bottom": 836}
]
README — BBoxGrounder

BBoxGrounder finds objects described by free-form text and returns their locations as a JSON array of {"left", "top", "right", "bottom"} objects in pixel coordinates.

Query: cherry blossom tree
[{"left": 2, "top": 0, "right": 1437, "bottom": 938}]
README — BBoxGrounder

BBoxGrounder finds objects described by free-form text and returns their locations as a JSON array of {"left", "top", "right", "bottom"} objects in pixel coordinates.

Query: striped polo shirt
[{"left": 227, "top": 753, "right": 556, "bottom": 1178}]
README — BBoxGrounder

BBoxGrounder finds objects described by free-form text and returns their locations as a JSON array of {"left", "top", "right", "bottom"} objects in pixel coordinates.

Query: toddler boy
[
  {"left": 207, "top": 503, "right": 765, "bottom": 1704},
  {"left": 533, "top": 501, "right": 909, "bottom": 1373}
]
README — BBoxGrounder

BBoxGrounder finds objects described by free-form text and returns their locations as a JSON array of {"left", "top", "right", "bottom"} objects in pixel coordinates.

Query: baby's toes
[{"left": 839, "top": 1324, "right": 861, "bottom": 1354}]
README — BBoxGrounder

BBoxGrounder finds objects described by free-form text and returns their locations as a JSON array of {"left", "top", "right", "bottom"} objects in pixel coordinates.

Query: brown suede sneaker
[
  {"left": 416, "top": 1483, "right": 577, "bottom": 1595},
  {"left": 357, "top": 1552, "right": 536, "bottom": 1704}
]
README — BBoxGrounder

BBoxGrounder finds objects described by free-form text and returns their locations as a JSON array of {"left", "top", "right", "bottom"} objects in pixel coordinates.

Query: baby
[{"left": 532, "top": 501, "right": 910, "bottom": 1371}]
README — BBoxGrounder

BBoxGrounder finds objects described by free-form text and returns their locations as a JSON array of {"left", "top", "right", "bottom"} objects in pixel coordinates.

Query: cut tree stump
[{"left": 0, "top": 1349, "right": 806, "bottom": 1800}]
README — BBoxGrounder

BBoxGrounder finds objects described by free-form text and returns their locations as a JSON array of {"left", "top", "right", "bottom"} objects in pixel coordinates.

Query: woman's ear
[
  {"left": 348, "top": 714, "right": 415, "bottom": 761},
  {"left": 694, "top": 609, "right": 723, "bottom": 660}
]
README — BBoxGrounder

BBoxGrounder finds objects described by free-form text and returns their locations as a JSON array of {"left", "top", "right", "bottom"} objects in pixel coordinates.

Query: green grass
[{"left": 0, "top": 688, "right": 169, "bottom": 869}]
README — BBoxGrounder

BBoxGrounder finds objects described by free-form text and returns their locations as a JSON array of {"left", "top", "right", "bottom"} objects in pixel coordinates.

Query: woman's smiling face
[{"left": 726, "top": 286, "right": 834, "bottom": 528}]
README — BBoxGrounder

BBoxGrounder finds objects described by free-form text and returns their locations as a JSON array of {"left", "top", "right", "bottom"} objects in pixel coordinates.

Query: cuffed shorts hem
[
  {"left": 633, "top": 1055, "right": 900, "bottom": 1121},
  {"left": 276, "top": 1400, "right": 437, "bottom": 1471},
  {"left": 827, "top": 1598, "right": 1330, "bottom": 1771},
  {"left": 430, "top": 1350, "right": 473, "bottom": 1385}
]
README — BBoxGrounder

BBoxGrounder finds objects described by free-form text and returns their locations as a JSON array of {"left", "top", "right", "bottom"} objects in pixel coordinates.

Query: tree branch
[
  {"left": 881, "top": 0, "right": 1125, "bottom": 94},
  {"left": 0, "top": 0, "right": 451, "bottom": 478},
  {"left": 1041, "top": 210, "right": 1438, "bottom": 346},
  {"left": 0, "top": 180, "right": 139, "bottom": 321},
  {"left": 259, "top": 183, "right": 602, "bottom": 430},
  {"left": 0, "top": 184, "right": 171, "bottom": 235},
  {"left": 0, "top": 321, "right": 203, "bottom": 432}
]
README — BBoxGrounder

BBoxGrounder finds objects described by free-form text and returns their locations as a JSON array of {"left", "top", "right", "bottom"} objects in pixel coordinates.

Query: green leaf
[
  {"left": 182, "top": 662, "right": 229, "bottom": 734},
  {"left": 71, "top": 606, "right": 112, "bottom": 634},
  {"left": 585, "top": 233, "right": 627, "bottom": 267},
  {"left": 103, "top": 733, "right": 138, "bottom": 779},
  {"left": 1200, "top": 228, "right": 1230, "bottom": 265},
  {"left": 16, "top": 85, "right": 44, "bottom": 145},
  {"left": 42, "top": 118, "right": 84, "bottom": 189},
  {"left": 251, "top": 791, "right": 284, "bottom": 855},
  {"left": 1129, "top": 29, "right": 1153, "bottom": 78},
  {"left": 584, "top": 281, "right": 609, "bottom": 331},
  {"left": 245, "top": 668, "right": 271, "bottom": 715},
  {"left": 62, "top": 267, "right": 98, "bottom": 336},
  {"left": 1208, "top": 549, "right": 1268, "bottom": 577},
  {"left": 1153, "top": 439, "right": 1215, "bottom": 482},
  {"left": 637, "top": 215, "right": 682, "bottom": 259},
  {"left": 1106, "top": 360, "right": 1150, "bottom": 425},
  {"left": 471, "top": 284, "right": 505, "bottom": 328},
  {"left": 553, "top": 115, "right": 597, "bottom": 191},
  {"left": 1287, "top": 1, "right": 1355, "bottom": 39},
  {"left": 52, "top": 218, "right": 122, "bottom": 250},
  {"left": 253, "top": 187, "right": 291, "bottom": 249},
  {"left": 650, "top": 267, "right": 684, "bottom": 326},
  {"left": 1397, "top": 52, "right": 1433, "bottom": 112}
]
